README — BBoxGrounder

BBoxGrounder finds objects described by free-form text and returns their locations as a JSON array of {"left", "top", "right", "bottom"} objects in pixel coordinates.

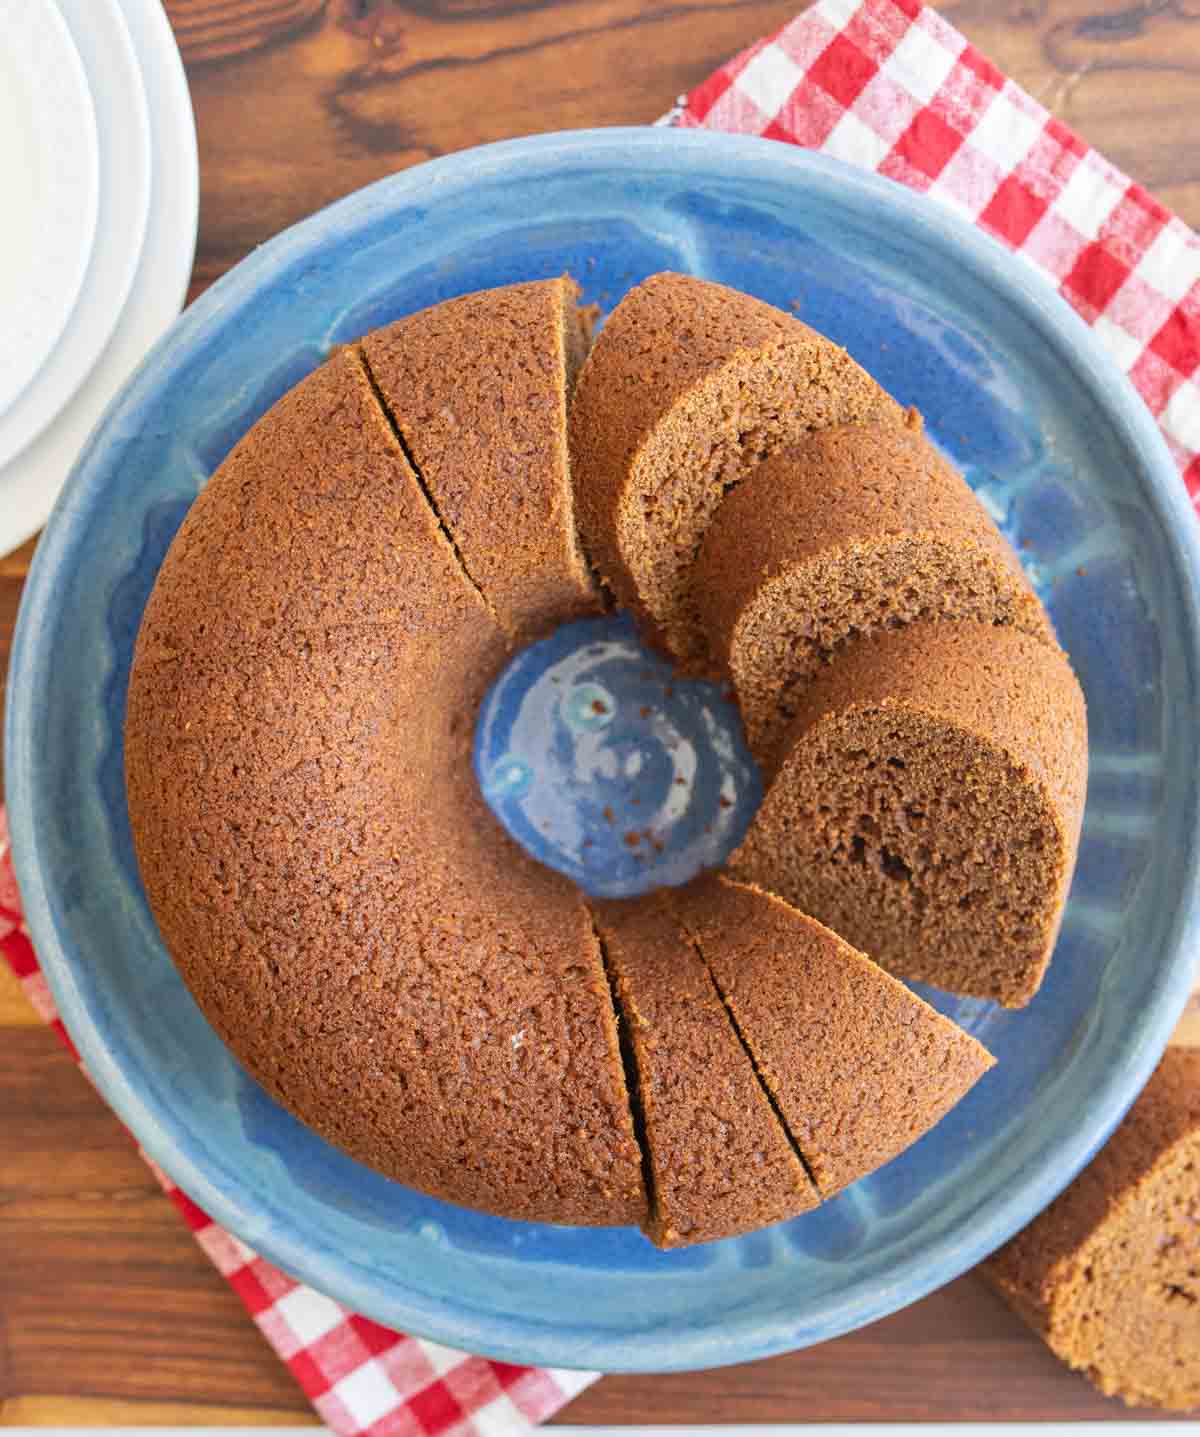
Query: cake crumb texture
[
  {"left": 982, "top": 1047, "right": 1200, "bottom": 1411},
  {"left": 728, "top": 622, "right": 1087, "bottom": 1007},
  {"left": 694, "top": 421, "right": 1059, "bottom": 764},
  {"left": 569, "top": 272, "right": 906, "bottom": 664}
]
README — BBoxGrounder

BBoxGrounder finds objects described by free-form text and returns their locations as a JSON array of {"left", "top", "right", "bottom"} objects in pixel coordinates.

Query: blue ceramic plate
[{"left": 8, "top": 129, "right": 1200, "bottom": 1372}]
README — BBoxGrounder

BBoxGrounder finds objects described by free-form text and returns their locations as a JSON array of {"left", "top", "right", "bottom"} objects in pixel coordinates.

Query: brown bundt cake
[
  {"left": 127, "top": 272, "right": 1085, "bottom": 1245},
  {"left": 592, "top": 895, "right": 818, "bottom": 1247},
  {"left": 693, "top": 421, "right": 1059, "bottom": 762},
  {"left": 982, "top": 1047, "right": 1200, "bottom": 1410},
  {"left": 728, "top": 622, "right": 1087, "bottom": 1007},
  {"left": 361, "top": 277, "right": 599, "bottom": 641},
  {"left": 569, "top": 272, "right": 909, "bottom": 664},
  {"left": 126, "top": 345, "right": 646, "bottom": 1226},
  {"left": 673, "top": 876, "right": 995, "bottom": 1197}
]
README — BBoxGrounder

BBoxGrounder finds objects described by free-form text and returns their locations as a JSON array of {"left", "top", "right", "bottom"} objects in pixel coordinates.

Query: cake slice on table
[
  {"left": 693, "top": 421, "right": 1058, "bottom": 764},
  {"left": 569, "top": 272, "right": 910, "bottom": 665},
  {"left": 591, "top": 894, "right": 818, "bottom": 1248},
  {"left": 727, "top": 622, "right": 1087, "bottom": 1008},
  {"left": 672, "top": 875, "right": 995, "bottom": 1199},
  {"left": 982, "top": 1046, "right": 1200, "bottom": 1411},
  {"left": 362, "top": 276, "right": 599, "bottom": 643}
]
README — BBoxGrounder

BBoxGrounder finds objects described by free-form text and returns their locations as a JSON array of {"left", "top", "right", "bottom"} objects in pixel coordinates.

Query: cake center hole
[{"left": 474, "top": 613, "right": 762, "bottom": 899}]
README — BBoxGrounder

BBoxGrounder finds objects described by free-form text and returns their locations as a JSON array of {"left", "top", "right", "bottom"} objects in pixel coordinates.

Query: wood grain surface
[{"left": 2, "top": 0, "right": 1199, "bottom": 1425}]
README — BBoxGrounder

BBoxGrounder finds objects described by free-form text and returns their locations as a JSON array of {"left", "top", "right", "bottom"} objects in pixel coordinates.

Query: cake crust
[{"left": 363, "top": 277, "right": 600, "bottom": 642}]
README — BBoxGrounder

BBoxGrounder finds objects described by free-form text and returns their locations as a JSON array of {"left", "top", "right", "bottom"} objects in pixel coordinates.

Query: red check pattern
[
  {"left": 5, "top": 4, "right": 1199, "bottom": 1430},
  {"left": 673, "top": 0, "right": 1200, "bottom": 499},
  {"left": 0, "top": 811, "right": 596, "bottom": 1437}
]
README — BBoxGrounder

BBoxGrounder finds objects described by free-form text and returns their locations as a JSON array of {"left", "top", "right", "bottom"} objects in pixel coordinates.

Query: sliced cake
[
  {"left": 982, "top": 1047, "right": 1200, "bottom": 1410},
  {"left": 569, "top": 272, "right": 908, "bottom": 664},
  {"left": 673, "top": 876, "right": 994, "bottom": 1197},
  {"left": 592, "top": 895, "right": 818, "bottom": 1247},
  {"left": 361, "top": 276, "right": 599, "bottom": 642},
  {"left": 127, "top": 347, "right": 646, "bottom": 1226},
  {"left": 728, "top": 622, "right": 1087, "bottom": 1007},
  {"left": 693, "top": 422, "right": 1058, "bottom": 762}
]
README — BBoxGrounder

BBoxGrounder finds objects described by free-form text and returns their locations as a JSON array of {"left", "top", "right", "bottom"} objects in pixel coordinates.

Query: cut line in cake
[
  {"left": 362, "top": 276, "right": 601, "bottom": 644},
  {"left": 591, "top": 893, "right": 819, "bottom": 1249},
  {"left": 673, "top": 876, "right": 996, "bottom": 1199}
]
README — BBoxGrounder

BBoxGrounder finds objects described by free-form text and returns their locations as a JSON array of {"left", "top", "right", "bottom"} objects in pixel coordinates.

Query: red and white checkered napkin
[
  {"left": 5, "top": 4, "right": 1200, "bottom": 1432},
  {"left": 0, "top": 811, "right": 595, "bottom": 1436},
  {"left": 671, "top": 0, "right": 1200, "bottom": 494}
]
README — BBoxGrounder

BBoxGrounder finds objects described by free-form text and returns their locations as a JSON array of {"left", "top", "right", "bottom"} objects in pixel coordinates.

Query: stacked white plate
[{"left": 0, "top": 0, "right": 198, "bottom": 557}]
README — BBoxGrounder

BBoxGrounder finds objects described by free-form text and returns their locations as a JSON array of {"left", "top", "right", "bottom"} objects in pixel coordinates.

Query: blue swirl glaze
[{"left": 474, "top": 613, "right": 761, "bottom": 897}]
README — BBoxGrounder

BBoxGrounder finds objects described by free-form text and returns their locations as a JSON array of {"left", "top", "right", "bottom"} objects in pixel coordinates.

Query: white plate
[
  {"left": 0, "top": 0, "right": 100, "bottom": 418},
  {"left": 0, "top": 0, "right": 152, "bottom": 470},
  {"left": 0, "top": 0, "right": 197, "bottom": 558}
]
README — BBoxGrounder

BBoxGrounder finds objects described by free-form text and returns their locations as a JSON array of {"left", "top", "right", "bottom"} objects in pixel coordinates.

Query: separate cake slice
[
  {"left": 592, "top": 895, "right": 818, "bottom": 1248},
  {"left": 673, "top": 876, "right": 994, "bottom": 1198},
  {"left": 127, "top": 347, "right": 646, "bottom": 1226},
  {"left": 569, "top": 272, "right": 908, "bottom": 664},
  {"left": 981, "top": 1047, "right": 1200, "bottom": 1410},
  {"left": 728, "top": 622, "right": 1088, "bottom": 1007},
  {"left": 693, "top": 421, "right": 1058, "bottom": 763},
  {"left": 361, "top": 276, "right": 599, "bottom": 642}
]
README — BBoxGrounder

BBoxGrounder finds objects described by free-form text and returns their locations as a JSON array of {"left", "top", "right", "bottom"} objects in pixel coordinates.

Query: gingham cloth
[
  {"left": 0, "top": 810, "right": 594, "bottom": 1436},
  {"left": 671, "top": 0, "right": 1200, "bottom": 491},
  {"left": 4, "top": 2, "right": 1199, "bottom": 1433}
]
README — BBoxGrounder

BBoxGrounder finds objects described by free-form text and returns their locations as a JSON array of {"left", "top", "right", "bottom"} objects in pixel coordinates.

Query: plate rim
[
  {"left": 8, "top": 126, "right": 1200, "bottom": 1372},
  {"left": 0, "top": 0, "right": 153, "bottom": 471},
  {"left": 0, "top": 0, "right": 197, "bottom": 558},
  {"left": 0, "top": 0, "right": 101, "bottom": 418}
]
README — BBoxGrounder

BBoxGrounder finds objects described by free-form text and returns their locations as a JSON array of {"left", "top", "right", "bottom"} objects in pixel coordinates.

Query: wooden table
[{"left": 2, "top": 0, "right": 1199, "bottom": 1425}]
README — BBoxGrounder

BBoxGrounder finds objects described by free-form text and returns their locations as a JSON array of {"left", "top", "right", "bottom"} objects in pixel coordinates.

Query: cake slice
[
  {"left": 361, "top": 276, "right": 599, "bottom": 642},
  {"left": 592, "top": 895, "right": 818, "bottom": 1247},
  {"left": 728, "top": 622, "right": 1088, "bottom": 1007},
  {"left": 569, "top": 272, "right": 907, "bottom": 664},
  {"left": 673, "top": 876, "right": 995, "bottom": 1198},
  {"left": 982, "top": 1047, "right": 1200, "bottom": 1410},
  {"left": 693, "top": 422, "right": 1058, "bottom": 763}
]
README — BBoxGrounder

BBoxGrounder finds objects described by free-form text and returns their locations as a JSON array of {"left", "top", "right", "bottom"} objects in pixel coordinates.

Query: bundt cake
[
  {"left": 692, "top": 421, "right": 1059, "bottom": 761},
  {"left": 592, "top": 893, "right": 818, "bottom": 1247},
  {"left": 673, "top": 876, "right": 995, "bottom": 1197},
  {"left": 126, "top": 271, "right": 1087, "bottom": 1247},
  {"left": 982, "top": 1046, "right": 1200, "bottom": 1410},
  {"left": 569, "top": 272, "right": 909, "bottom": 665},
  {"left": 727, "top": 622, "right": 1087, "bottom": 1008}
]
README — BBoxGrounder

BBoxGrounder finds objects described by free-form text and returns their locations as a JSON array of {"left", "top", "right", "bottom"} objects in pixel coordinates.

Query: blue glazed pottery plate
[{"left": 8, "top": 128, "right": 1200, "bottom": 1373}]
